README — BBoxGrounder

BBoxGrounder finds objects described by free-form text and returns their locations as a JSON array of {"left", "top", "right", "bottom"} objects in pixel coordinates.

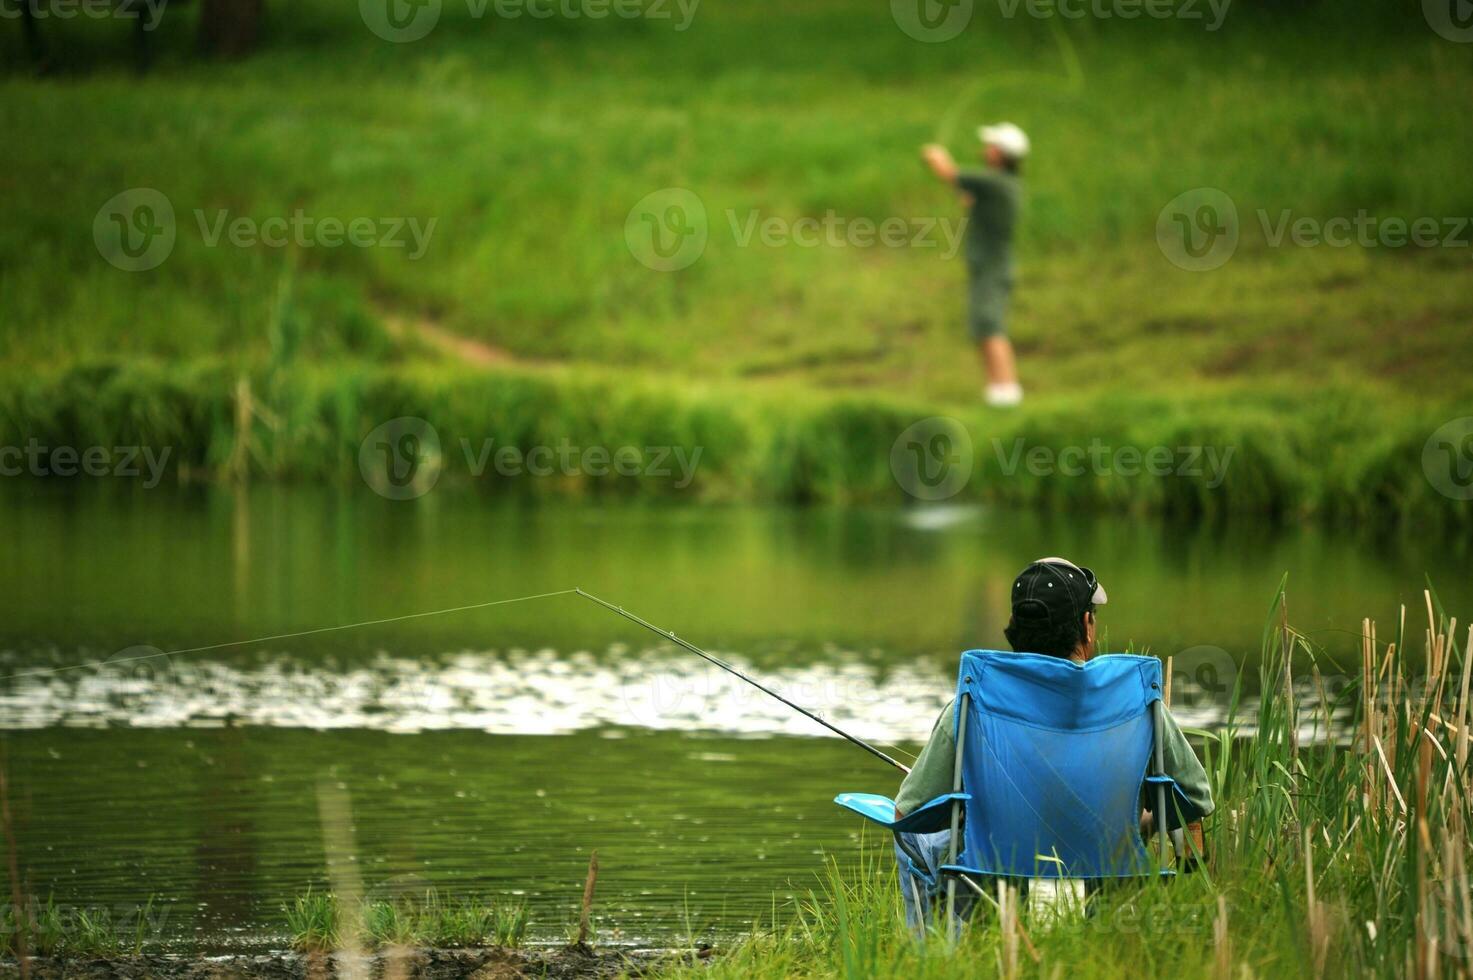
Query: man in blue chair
[{"left": 891, "top": 557, "right": 1215, "bottom": 927}]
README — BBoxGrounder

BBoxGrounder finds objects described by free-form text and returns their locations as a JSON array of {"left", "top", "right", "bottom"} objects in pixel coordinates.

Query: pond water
[{"left": 0, "top": 484, "right": 1464, "bottom": 950}]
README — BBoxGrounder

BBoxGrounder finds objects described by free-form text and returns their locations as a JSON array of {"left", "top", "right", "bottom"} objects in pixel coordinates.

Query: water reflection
[{"left": 0, "top": 483, "right": 1464, "bottom": 950}]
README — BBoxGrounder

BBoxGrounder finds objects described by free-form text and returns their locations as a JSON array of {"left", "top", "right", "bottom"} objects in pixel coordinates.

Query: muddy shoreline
[{"left": 0, "top": 944, "right": 697, "bottom": 979}]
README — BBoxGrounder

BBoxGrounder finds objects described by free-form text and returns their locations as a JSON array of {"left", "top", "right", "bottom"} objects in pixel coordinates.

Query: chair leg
[
  {"left": 908, "top": 873, "right": 926, "bottom": 943},
  {"left": 1154, "top": 702, "right": 1170, "bottom": 874},
  {"left": 946, "top": 692, "right": 970, "bottom": 943}
]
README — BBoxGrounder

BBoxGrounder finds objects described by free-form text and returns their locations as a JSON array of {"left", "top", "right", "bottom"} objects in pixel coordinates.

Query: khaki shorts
[{"left": 968, "top": 278, "right": 1012, "bottom": 340}]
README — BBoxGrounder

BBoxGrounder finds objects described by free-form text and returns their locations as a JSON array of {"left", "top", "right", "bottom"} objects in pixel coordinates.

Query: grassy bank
[
  {"left": 283, "top": 889, "right": 528, "bottom": 952},
  {"left": 0, "top": 897, "right": 158, "bottom": 958},
  {"left": 647, "top": 588, "right": 1473, "bottom": 979},
  {"left": 0, "top": 358, "right": 1465, "bottom": 526}
]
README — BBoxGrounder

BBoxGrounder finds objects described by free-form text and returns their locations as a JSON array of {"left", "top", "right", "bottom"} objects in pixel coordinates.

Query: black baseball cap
[{"left": 1010, "top": 557, "right": 1108, "bottom": 626}]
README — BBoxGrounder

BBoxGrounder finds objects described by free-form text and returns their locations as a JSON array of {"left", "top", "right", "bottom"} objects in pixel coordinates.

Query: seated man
[{"left": 893, "top": 557, "right": 1215, "bottom": 926}]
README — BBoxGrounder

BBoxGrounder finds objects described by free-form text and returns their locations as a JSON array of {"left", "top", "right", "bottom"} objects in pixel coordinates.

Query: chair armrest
[{"left": 833, "top": 792, "right": 969, "bottom": 834}]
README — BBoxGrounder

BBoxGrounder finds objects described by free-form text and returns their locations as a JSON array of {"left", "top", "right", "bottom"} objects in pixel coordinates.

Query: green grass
[
  {"left": 283, "top": 888, "right": 528, "bottom": 952},
  {"left": 647, "top": 585, "right": 1473, "bottom": 979},
  {"left": 2, "top": 896, "right": 159, "bottom": 957},
  {"left": 0, "top": 357, "right": 1465, "bottom": 525},
  {"left": 283, "top": 887, "right": 340, "bottom": 953},
  {"left": 1, "top": 1, "right": 1470, "bottom": 516}
]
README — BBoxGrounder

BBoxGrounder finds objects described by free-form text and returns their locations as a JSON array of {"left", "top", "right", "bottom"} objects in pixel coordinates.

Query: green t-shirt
[
  {"left": 894, "top": 694, "right": 1216, "bottom": 824},
  {"left": 955, "top": 169, "right": 1020, "bottom": 289}
]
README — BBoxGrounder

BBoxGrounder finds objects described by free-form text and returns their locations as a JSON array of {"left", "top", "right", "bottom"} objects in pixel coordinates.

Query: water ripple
[{"left": 0, "top": 646, "right": 956, "bottom": 742}]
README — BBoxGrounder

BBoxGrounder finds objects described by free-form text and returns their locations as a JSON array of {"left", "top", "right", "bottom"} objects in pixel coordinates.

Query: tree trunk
[{"left": 198, "top": 0, "right": 263, "bottom": 57}]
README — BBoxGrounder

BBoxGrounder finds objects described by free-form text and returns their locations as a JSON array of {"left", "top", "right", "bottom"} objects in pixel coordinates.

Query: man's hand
[
  {"left": 1140, "top": 810, "right": 1208, "bottom": 871},
  {"left": 921, "top": 143, "right": 959, "bottom": 184}
]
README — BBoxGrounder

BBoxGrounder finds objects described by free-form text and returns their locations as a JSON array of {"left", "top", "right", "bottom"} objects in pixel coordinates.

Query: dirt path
[{"left": 381, "top": 313, "right": 525, "bottom": 369}]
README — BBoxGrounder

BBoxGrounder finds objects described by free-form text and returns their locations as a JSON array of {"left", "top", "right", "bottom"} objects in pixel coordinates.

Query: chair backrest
[{"left": 953, "top": 650, "right": 1163, "bottom": 879}]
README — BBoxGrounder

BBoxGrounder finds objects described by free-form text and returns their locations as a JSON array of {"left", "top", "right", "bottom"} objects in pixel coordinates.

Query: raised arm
[{"left": 920, "top": 143, "right": 960, "bottom": 185}]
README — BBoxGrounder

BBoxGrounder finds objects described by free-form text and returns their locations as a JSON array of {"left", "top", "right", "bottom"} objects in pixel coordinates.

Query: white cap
[{"left": 978, "top": 122, "right": 1030, "bottom": 161}]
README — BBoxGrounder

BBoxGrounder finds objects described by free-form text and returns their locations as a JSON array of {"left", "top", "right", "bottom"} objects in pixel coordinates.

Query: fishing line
[
  {"left": 2, "top": 589, "right": 580, "bottom": 681},
  {"left": 933, "top": 18, "right": 1083, "bottom": 146},
  {"left": 5, "top": 586, "right": 913, "bottom": 775}
]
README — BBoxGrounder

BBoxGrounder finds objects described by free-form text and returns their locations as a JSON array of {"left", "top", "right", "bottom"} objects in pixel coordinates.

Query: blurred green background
[
  {"left": 3, "top": 0, "right": 1469, "bottom": 383},
  {"left": 4, "top": 1, "right": 1472, "bottom": 950}
]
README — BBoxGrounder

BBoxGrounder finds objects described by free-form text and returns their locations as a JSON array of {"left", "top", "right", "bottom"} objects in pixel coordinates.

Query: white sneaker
[{"left": 984, "top": 382, "right": 1024, "bottom": 407}]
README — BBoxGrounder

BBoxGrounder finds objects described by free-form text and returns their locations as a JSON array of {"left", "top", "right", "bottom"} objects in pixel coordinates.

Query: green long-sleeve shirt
[{"left": 895, "top": 695, "right": 1215, "bottom": 823}]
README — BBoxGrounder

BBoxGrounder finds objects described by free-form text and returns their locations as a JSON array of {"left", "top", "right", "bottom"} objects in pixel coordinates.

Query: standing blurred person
[{"left": 922, "top": 123, "right": 1028, "bottom": 407}]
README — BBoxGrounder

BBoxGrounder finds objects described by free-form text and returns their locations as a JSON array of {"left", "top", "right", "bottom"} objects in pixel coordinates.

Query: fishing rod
[{"left": 576, "top": 588, "right": 910, "bottom": 775}]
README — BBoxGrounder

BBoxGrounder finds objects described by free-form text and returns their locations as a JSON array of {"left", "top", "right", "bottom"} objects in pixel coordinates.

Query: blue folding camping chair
[{"left": 835, "top": 650, "right": 1196, "bottom": 936}]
